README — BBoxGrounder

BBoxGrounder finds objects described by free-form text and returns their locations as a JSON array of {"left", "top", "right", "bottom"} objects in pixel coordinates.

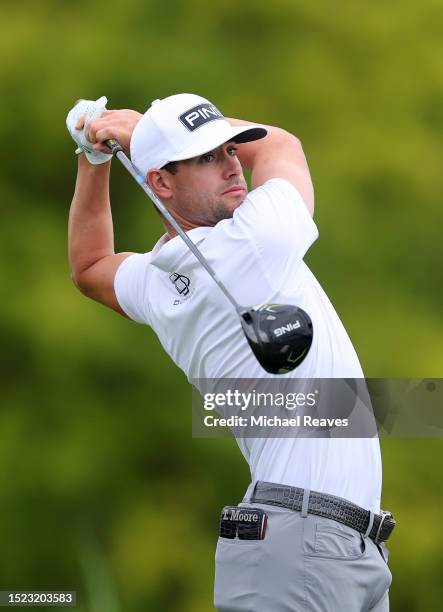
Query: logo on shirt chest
[{"left": 169, "top": 272, "right": 195, "bottom": 305}]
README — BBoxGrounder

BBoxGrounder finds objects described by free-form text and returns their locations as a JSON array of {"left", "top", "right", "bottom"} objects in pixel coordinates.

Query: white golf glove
[{"left": 66, "top": 96, "right": 112, "bottom": 165}]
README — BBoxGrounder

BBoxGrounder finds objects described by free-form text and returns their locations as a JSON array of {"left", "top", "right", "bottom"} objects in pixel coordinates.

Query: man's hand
[
  {"left": 79, "top": 109, "right": 143, "bottom": 157},
  {"left": 66, "top": 97, "right": 113, "bottom": 165}
]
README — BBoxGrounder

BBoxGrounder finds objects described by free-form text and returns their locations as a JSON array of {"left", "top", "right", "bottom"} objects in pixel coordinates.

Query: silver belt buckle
[{"left": 374, "top": 510, "right": 393, "bottom": 544}]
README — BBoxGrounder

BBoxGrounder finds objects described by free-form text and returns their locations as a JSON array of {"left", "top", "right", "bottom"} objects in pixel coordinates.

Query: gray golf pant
[{"left": 214, "top": 501, "right": 392, "bottom": 611}]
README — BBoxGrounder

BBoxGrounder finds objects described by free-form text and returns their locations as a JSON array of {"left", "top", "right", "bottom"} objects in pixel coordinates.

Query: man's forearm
[
  {"left": 228, "top": 117, "right": 314, "bottom": 210},
  {"left": 68, "top": 155, "right": 114, "bottom": 288},
  {"left": 227, "top": 118, "right": 299, "bottom": 168}
]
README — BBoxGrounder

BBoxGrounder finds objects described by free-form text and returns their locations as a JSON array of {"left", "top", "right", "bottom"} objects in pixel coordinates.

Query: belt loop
[
  {"left": 364, "top": 511, "right": 375, "bottom": 538},
  {"left": 301, "top": 488, "right": 310, "bottom": 518},
  {"left": 244, "top": 480, "right": 258, "bottom": 504}
]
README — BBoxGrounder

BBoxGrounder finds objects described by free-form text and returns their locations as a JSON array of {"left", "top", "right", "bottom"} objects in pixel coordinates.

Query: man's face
[{"left": 167, "top": 141, "right": 248, "bottom": 227}]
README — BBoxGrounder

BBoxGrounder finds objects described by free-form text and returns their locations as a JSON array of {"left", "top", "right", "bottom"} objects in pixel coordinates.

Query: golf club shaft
[{"left": 105, "top": 139, "right": 242, "bottom": 314}]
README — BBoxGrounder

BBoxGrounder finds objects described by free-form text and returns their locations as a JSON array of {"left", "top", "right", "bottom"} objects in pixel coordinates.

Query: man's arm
[
  {"left": 68, "top": 154, "right": 134, "bottom": 316},
  {"left": 68, "top": 109, "right": 143, "bottom": 315},
  {"left": 87, "top": 110, "right": 313, "bottom": 214},
  {"left": 229, "top": 118, "right": 315, "bottom": 216}
]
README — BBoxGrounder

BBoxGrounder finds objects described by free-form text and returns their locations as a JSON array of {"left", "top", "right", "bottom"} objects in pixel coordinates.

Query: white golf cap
[{"left": 130, "top": 93, "right": 267, "bottom": 177}]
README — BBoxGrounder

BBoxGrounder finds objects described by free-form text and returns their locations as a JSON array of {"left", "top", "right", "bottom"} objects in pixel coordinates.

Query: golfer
[{"left": 67, "top": 94, "right": 394, "bottom": 611}]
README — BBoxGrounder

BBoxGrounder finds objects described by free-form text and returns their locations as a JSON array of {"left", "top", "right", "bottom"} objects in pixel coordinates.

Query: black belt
[{"left": 248, "top": 481, "right": 396, "bottom": 544}]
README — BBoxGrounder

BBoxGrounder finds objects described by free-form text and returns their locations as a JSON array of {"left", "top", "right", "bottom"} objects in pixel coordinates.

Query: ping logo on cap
[{"left": 179, "top": 103, "right": 224, "bottom": 132}]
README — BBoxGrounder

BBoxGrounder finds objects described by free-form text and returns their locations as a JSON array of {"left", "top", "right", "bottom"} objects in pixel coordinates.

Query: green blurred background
[{"left": 1, "top": 0, "right": 442, "bottom": 610}]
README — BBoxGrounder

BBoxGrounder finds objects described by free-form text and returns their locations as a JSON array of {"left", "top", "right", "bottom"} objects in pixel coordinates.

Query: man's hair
[{"left": 162, "top": 161, "right": 179, "bottom": 174}]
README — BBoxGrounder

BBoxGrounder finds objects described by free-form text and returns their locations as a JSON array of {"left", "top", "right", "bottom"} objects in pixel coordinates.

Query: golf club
[{"left": 105, "top": 138, "right": 313, "bottom": 374}]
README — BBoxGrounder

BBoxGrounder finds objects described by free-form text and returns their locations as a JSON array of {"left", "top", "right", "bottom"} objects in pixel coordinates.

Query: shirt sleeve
[
  {"left": 114, "top": 252, "right": 153, "bottom": 326},
  {"left": 232, "top": 178, "right": 319, "bottom": 288}
]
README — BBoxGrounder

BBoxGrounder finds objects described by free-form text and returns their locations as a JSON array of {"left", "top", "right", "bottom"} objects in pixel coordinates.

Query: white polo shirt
[{"left": 115, "top": 178, "right": 382, "bottom": 513}]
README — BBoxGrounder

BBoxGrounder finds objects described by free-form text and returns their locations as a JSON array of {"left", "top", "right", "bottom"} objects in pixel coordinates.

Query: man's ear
[{"left": 147, "top": 169, "right": 174, "bottom": 199}]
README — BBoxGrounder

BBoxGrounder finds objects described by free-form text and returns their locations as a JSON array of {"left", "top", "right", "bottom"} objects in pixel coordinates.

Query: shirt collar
[{"left": 150, "top": 227, "right": 211, "bottom": 271}]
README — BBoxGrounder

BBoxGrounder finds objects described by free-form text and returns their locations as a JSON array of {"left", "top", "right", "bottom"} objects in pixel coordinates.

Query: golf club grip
[{"left": 105, "top": 138, "right": 123, "bottom": 155}]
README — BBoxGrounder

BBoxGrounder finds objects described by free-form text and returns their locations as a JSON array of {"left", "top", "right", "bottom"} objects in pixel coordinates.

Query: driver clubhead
[{"left": 240, "top": 303, "right": 313, "bottom": 374}]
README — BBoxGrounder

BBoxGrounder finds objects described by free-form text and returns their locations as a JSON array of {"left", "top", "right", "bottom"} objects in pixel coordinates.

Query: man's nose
[{"left": 222, "top": 153, "right": 242, "bottom": 179}]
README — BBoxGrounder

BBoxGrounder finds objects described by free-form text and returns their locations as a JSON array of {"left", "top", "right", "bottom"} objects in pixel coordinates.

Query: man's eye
[
  {"left": 201, "top": 153, "right": 214, "bottom": 163},
  {"left": 228, "top": 147, "right": 238, "bottom": 156}
]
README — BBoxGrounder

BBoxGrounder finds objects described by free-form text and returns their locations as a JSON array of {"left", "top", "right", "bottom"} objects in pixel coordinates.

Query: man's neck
[{"left": 163, "top": 218, "right": 204, "bottom": 240}]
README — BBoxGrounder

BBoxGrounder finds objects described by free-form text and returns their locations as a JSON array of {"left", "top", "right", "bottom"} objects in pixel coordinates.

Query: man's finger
[
  {"left": 75, "top": 114, "right": 86, "bottom": 130},
  {"left": 92, "top": 142, "right": 112, "bottom": 153},
  {"left": 100, "top": 109, "right": 129, "bottom": 115},
  {"left": 85, "top": 128, "right": 97, "bottom": 144},
  {"left": 94, "top": 127, "right": 117, "bottom": 143}
]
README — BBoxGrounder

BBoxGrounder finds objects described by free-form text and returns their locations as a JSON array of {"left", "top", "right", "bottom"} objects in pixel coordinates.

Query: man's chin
[{"left": 214, "top": 199, "right": 244, "bottom": 222}]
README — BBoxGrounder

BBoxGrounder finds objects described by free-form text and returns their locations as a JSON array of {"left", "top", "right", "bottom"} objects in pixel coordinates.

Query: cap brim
[{"left": 167, "top": 123, "right": 267, "bottom": 164}]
